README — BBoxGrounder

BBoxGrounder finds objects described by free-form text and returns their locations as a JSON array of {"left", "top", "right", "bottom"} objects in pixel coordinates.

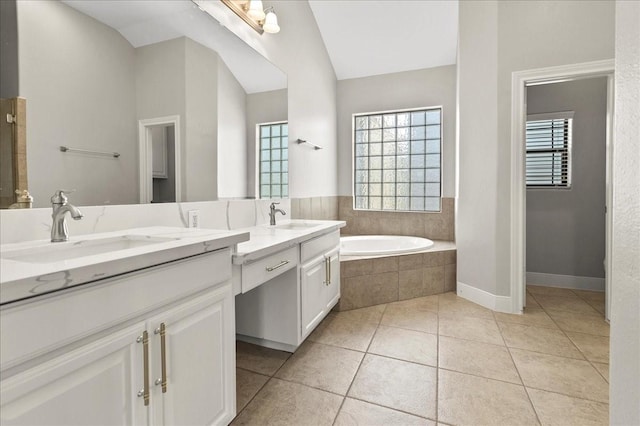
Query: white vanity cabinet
[
  {"left": 300, "top": 234, "right": 340, "bottom": 340},
  {"left": 235, "top": 228, "right": 341, "bottom": 352},
  {"left": 1, "top": 249, "right": 236, "bottom": 426}
]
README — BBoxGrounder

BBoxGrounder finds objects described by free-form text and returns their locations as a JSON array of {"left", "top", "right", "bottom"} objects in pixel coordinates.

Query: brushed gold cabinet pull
[
  {"left": 138, "top": 331, "right": 150, "bottom": 406},
  {"left": 160, "top": 323, "right": 167, "bottom": 393},
  {"left": 266, "top": 260, "right": 289, "bottom": 272}
]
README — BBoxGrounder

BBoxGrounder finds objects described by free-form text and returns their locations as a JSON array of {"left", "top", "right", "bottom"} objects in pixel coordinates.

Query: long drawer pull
[
  {"left": 266, "top": 260, "right": 290, "bottom": 272},
  {"left": 154, "top": 323, "right": 168, "bottom": 393},
  {"left": 137, "top": 331, "right": 150, "bottom": 406}
]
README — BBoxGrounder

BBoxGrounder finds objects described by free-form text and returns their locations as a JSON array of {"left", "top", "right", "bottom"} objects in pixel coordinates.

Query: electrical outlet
[{"left": 188, "top": 210, "right": 199, "bottom": 228}]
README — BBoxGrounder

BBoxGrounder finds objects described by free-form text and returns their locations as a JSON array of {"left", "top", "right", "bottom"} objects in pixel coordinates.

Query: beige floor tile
[
  {"left": 274, "top": 341, "right": 364, "bottom": 395},
  {"left": 438, "top": 314, "right": 504, "bottom": 346},
  {"left": 587, "top": 299, "right": 606, "bottom": 315},
  {"left": 498, "top": 322, "right": 584, "bottom": 359},
  {"left": 510, "top": 348, "right": 609, "bottom": 403},
  {"left": 592, "top": 362, "right": 609, "bottom": 382},
  {"left": 236, "top": 368, "right": 269, "bottom": 413},
  {"left": 380, "top": 303, "right": 438, "bottom": 334},
  {"left": 535, "top": 295, "right": 599, "bottom": 315},
  {"left": 349, "top": 354, "right": 437, "bottom": 419},
  {"left": 438, "top": 292, "right": 495, "bottom": 319},
  {"left": 438, "top": 369, "right": 538, "bottom": 426},
  {"left": 572, "top": 289, "right": 605, "bottom": 302},
  {"left": 236, "top": 341, "right": 291, "bottom": 376},
  {"left": 232, "top": 378, "right": 343, "bottom": 425},
  {"left": 334, "top": 398, "right": 434, "bottom": 426},
  {"left": 528, "top": 388, "right": 609, "bottom": 426},
  {"left": 308, "top": 313, "right": 378, "bottom": 351},
  {"left": 495, "top": 307, "right": 558, "bottom": 329},
  {"left": 334, "top": 304, "right": 387, "bottom": 324},
  {"left": 565, "top": 332, "right": 610, "bottom": 363},
  {"left": 368, "top": 325, "right": 438, "bottom": 366},
  {"left": 527, "top": 285, "right": 579, "bottom": 298},
  {"left": 526, "top": 293, "right": 541, "bottom": 308},
  {"left": 388, "top": 295, "right": 439, "bottom": 312},
  {"left": 545, "top": 309, "right": 609, "bottom": 336},
  {"left": 438, "top": 336, "right": 521, "bottom": 384}
]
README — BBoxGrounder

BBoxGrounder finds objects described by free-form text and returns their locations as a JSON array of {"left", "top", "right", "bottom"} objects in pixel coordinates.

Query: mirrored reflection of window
[
  {"left": 259, "top": 122, "right": 288, "bottom": 199},
  {"left": 353, "top": 107, "right": 442, "bottom": 212}
]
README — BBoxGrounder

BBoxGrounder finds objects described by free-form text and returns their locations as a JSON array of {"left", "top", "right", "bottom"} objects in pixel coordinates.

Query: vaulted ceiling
[{"left": 308, "top": 0, "right": 459, "bottom": 80}]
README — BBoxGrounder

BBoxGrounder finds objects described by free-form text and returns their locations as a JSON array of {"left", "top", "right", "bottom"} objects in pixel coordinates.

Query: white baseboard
[
  {"left": 457, "top": 281, "right": 514, "bottom": 313},
  {"left": 526, "top": 272, "right": 605, "bottom": 292}
]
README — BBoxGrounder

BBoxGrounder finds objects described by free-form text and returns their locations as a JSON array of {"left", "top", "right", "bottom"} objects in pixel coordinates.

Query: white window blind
[{"left": 526, "top": 112, "right": 573, "bottom": 188}]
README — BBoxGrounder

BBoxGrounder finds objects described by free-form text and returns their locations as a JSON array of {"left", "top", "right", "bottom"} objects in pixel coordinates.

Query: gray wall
[
  {"left": 457, "top": 0, "right": 614, "bottom": 296},
  {"left": 0, "top": 0, "right": 18, "bottom": 98},
  {"left": 217, "top": 59, "right": 247, "bottom": 199},
  {"left": 336, "top": 65, "right": 457, "bottom": 199},
  {"left": 526, "top": 78, "right": 607, "bottom": 279},
  {"left": 246, "top": 89, "right": 288, "bottom": 198},
  {"left": 17, "top": 0, "right": 138, "bottom": 207}
]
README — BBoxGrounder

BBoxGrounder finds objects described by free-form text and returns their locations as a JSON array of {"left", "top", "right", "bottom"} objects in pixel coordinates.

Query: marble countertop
[
  {"left": 0, "top": 226, "right": 249, "bottom": 305},
  {"left": 233, "top": 220, "right": 346, "bottom": 264}
]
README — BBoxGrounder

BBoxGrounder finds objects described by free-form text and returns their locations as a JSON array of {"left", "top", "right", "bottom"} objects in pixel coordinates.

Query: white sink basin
[
  {"left": 2, "top": 235, "right": 177, "bottom": 264},
  {"left": 273, "top": 222, "right": 321, "bottom": 230}
]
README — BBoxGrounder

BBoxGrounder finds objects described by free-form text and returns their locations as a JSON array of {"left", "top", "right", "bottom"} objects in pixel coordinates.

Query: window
[
  {"left": 525, "top": 112, "right": 573, "bottom": 188},
  {"left": 353, "top": 108, "right": 442, "bottom": 212},
  {"left": 259, "top": 122, "right": 288, "bottom": 198}
]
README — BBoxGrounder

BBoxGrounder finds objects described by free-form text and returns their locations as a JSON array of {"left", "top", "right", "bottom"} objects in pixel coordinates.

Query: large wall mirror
[{"left": 0, "top": 0, "right": 287, "bottom": 208}]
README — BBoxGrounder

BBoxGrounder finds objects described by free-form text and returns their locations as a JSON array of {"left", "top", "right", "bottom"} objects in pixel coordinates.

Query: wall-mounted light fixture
[{"left": 220, "top": 0, "right": 280, "bottom": 34}]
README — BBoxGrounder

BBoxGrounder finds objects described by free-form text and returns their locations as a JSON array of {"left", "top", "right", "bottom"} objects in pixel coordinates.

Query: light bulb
[
  {"left": 246, "top": 0, "right": 265, "bottom": 21},
  {"left": 262, "top": 9, "right": 280, "bottom": 34}
]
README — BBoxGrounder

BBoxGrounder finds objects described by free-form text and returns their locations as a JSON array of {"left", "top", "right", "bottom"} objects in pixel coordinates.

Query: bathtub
[{"left": 340, "top": 235, "right": 434, "bottom": 256}]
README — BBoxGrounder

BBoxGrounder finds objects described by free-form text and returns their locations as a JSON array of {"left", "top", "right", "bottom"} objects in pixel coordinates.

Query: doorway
[
  {"left": 138, "top": 116, "right": 181, "bottom": 204},
  {"left": 510, "top": 60, "right": 614, "bottom": 320}
]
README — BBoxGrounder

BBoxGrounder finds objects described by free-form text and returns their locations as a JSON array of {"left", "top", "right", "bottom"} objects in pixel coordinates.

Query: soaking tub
[{"left": 340, "top": 235, "right": 434, "bottom": 256}]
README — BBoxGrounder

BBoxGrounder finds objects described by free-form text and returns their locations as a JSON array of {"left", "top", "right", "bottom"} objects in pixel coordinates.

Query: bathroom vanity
[
  {"left": 0, "top": 227, "right": 249, "bottom": 426},
  {"left": 233, "top": 220, "right": 345, "bottom": 352}
]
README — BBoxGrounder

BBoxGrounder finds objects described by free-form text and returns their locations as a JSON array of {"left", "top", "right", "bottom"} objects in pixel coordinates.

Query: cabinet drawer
[
  {"left": 1, "top": 249, "right": 230, "bottom": 372},
  {"left": 241, "top": 246, "right": 298, "bottom": 293},
  {"left": 300, "top": 231, "right": 340, "bottom": 263}
]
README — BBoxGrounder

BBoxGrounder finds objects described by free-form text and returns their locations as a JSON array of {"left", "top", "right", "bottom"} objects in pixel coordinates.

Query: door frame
[
  {"left": 510, "top": 59, "right": 614, "bottom": 318},
  {"left": 138, "top": 116, "right": 181, "bottom": 203}
]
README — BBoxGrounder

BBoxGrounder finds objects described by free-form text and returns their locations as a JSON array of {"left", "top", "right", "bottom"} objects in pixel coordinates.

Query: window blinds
[{"left": 525, "top": 115, "right": 572, "bottom": 188}]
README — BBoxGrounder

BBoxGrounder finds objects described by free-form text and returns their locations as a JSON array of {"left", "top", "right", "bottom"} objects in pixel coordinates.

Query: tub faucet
[
  {"left": 269, "top": 202, "right": 286, "bottom": 226},
  {"left": 51, "top": 190, "right": 83, "bottom": 242}
]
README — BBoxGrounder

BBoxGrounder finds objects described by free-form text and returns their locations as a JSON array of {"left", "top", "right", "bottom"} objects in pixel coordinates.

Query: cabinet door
[
  {"left": 326, "top": 247, "right": 341, "bottom": 311},
  {"left": 300, "top": 255, "right": 328, "bottom": 339},
  {"left": 148, "top": 285, "right": 235, "bottom": 426},
  {"left": 0, "top": 323, "right": 147, "bottom": 426}
]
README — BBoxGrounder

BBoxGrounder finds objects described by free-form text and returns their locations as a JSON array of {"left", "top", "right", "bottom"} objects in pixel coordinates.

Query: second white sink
[{"left": 2, "top": 235, "right": 177, "bottom": 264}]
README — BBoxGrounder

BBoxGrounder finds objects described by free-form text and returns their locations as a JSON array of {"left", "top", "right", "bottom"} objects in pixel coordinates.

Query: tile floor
[{"left": 233, "top": 286, "right": 609, "bottom": 425}]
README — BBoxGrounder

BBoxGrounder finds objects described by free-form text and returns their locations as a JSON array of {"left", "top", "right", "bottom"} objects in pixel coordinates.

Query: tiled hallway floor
[{"left": 233, "top": 286, "right": 609, "bottom": 425}]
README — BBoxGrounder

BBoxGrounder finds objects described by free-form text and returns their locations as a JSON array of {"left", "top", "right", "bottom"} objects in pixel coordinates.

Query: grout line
[
  {"left": 343, "top": 395, "right": 437, "bottom": 422},
  {"left": 496, "top": 311, "right": 543, "bottom": 426},
  {"left": 523, "top": 384, "right": 610, "bottom": 405}
]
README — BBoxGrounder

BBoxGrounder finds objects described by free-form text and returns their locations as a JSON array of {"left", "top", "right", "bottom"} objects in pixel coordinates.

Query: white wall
[
  {"left": 204, "top": 0, "right": 338, "bottom": 199},
  {"left": 217, "top": 59, "right": 247, "bottom": 199},
  {"left": 526, "top": 78, "right": 607, "bottom": 280},
  {"left": 336, "top": 66, "right": 457, "bottom": 198},
  {"left": 246, "top": 89, "right": 288, "bottom": 198},
  {"left": 610, "top": 1, "right": 640, "bottom": 423},
  {"left": 17, "top": 0, "right": 138, "bottom": 207},
  {"left": 457, "top": 0, "right": 615, "bottom": 297}
]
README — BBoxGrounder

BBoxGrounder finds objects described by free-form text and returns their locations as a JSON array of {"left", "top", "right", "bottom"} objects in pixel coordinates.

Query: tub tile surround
[
  {"left": 338, "top": 241, "right": 456, "bottom": 311},
  {"left": 234, "top": 287, "right": 610, "bottom": 425},
  {"left": 290, "top": 196, "right": 339, "bottom": 220},
  {"left": 0, "top": 199, "right": 291, "bottom": 244},
  {"left": 338, "top": 196, "right": 455, "bottom": 241}
]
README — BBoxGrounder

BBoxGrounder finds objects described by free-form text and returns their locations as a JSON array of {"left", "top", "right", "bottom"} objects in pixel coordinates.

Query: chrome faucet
[
  {"left": 269, "top": 202, "right": 286, "bottom": 226},
  {"left": 51, "top": 190, "right": 83, "bottom": 242}
]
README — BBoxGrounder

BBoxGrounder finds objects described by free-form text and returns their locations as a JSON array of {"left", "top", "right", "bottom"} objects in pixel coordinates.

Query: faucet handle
[
  {"left": 51, "top": 189, "right": 75, "bottom": 204},
  {"left": 270, "top": 202, "right": 280, "bottom": 208}
]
